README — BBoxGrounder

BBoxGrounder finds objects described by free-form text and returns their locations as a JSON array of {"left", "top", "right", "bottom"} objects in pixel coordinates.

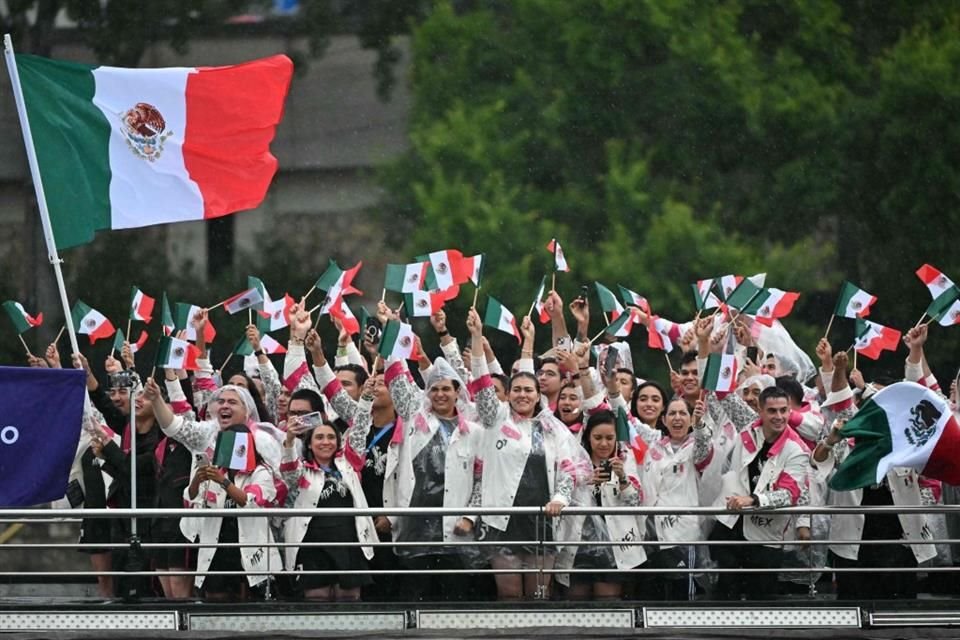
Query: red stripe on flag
[
  {"left": 183, "top": 55, "right": 293, "bottom": 219},
  {"left": 924, "top": 416, "right": 960, "bottom": 485}
]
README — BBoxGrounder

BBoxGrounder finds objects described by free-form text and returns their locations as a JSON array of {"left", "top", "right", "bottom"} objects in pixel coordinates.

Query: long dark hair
[
  {"left": 301, "top": 421, "right": 342, "bottom": 465},
  {"left": 581, "top": 410, "right": 618, "bottom": 460},
  {"left": 630, "top": 380, "right": 668, "bottom": 425}
]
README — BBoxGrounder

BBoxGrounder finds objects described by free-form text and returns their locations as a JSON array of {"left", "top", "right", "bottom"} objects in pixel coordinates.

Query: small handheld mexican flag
[
  {"left": 701, "top": 352, "right": 738, "bottom": 393},
  {"left": 378, "top": 320, "right": 418, "bottom": 360},
  {"left": 221, "top": 287, "right": 264, "bottom": 315},
  {"left": 691, "top": 279, "right": 720, "bottom": 311},
  {"left": 618, "top": 285, "right": 650, "bottom": 313},
  {"left": 247, "top": 276, "right": 271, "bottom": 310},
  {"left": 530, "top": 276, "right": 551, "bottom": 324},
  {"left": 384, "top": 262, "right": 428, "bottom": 293},
  {"left": 160, "top": 292, "right": 175, "bottom": 336},
  {"left": 853, "top": 319, "right": 901, "bottom": 360},
  {"left": 829, "top": 382, "right": 960, "bottom": 491},
  {"left": 213, "top": 430, "right": 257, "bottom": 472},
  {"left": 616, "top": 406, "right": 648, "bottom": 463},
  {"left": 416, "top": 250, "right": 464, "bottom": 292},
  {"left": 155, "top": 335, "right": 201, "bottom": 370},
  {"left": 256, "top": 294, "right": 294, "bottom": 333},
  {"left": 71, "top": 300, "right": 115, "bottom": 344},
  {"left": 833, "top": 281, "right": 877, "bottom": 319},
  {"left": 314, "top": 259, "right": 363, "bottom": 314},
  {"left": 923, "top": 285, "right": 960, "bottom": 327},
  {"left": 648, "top": 316, "right": 681, "bottom": 353},
  {"left": 484, "top": 296, "right": 521, "bottom": 342},
  {"left": 174, "top": 302, "right": 216, "bottom": 343},
  {"left": 129, "top": 286, "right": 155, "bottom": 323},
  {"left": 2, "top": 301, "right": 43, "bottom": 334},
  {"left": 595, "top": 282, "right": 624, "bottom": 320},
  {"left": 461, "top": 253, "right": 485, "bottom": 287},
  {"left": 330, "top": 298, "right": 360, "bottom": 336},
  {"left": 916, "top": 264, "right": 960, "bottom": 326},
  {"left": 112, "top": 328, "right": 148, "bottom": 354},
  {"left": 404, "top": 290, "right": 445, "bottom": 317},
  {"left": 546, "top": 238, "right": 569, "bottom": 272},
  {"left": 603, "top": 308, "right": 639, "bottom": 338}
]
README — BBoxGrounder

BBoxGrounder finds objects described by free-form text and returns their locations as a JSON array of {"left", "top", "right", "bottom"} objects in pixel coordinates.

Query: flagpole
[
  {"left": 853, "top": 349, "right": 857, "bottom": 371},
  {"left": 17, "top": 334, "right": 32, "bottom": 356},
  {"left": 914, "top": 312, "right": 928, "bottom": 329},
  {"left": 126, "top": 319, "right": 132, "bottom": 342},
  {"left": 307, "top": 303, "right": 321, "bottom": 314},
  {"left": 248, "top": 308, "right": 252, "bottom": 326},
  {"left": 53, "top": 325, "right": 65, "bottom": 344},
  {"left": 472, "top": 286, "right": 480, "bottom": 308},
  {"left": 589, "top": 327, "right": 607, "bottom": 344},
  {"left": 551, "top": 272, "right": 556, "bottom": 292},
  {"left": 823, "top": 314, "right": 835, "bottom": 340},
  {"left": 302, "top": 284, "right": 317, "bottom": 301},
  {"left": 219, "top": 352, "right": 234, "bottom": 375},
  {"left": 664, "top": 353, "right": 674, "bottom": 374},
  {"left": 4, "top": 34, "right": 80, "bottom": 356},
  {"left": 380, "top": 288, "right": 386, "bottom": 302}
]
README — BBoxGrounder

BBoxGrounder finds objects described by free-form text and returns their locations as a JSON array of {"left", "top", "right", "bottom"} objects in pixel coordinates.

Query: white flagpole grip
[{"left": 3, "top": 34, "right": 80, "bottom": 356}]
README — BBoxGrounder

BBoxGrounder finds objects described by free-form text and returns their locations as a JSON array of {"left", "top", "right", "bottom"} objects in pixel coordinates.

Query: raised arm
[{"left": 468, "top": 307, "right": 505, "bottom": 429}]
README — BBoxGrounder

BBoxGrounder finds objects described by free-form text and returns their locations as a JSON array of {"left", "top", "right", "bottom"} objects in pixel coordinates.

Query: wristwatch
[
  {"left": 219, "top": 478, "right": 231, "bottom": 490},
  {"left": 253, "top": 349, "right": 265, "bottom": 357}
]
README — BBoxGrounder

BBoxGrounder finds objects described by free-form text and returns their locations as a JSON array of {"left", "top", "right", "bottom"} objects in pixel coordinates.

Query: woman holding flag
[
  {"left": 280, "top": 401, "right": 376, "bottom": 601},
  {"left": 554, "top": 410, "right": 646, "bottom": 600},
  {"left": 638, "top": 397, "right": 712, "bottom": 600},
  {"left": 466, "top": 307, "right": 592, "bottom": 600}
]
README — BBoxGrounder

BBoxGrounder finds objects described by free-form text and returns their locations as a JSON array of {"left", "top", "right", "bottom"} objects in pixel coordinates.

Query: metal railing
[{"left": 1, "top": 504, "right": 958, "bottom": 598}]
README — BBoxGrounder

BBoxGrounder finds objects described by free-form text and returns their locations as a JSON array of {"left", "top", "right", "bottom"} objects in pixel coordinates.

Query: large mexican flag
[
  {"left": 14, "top": 53, "right": 293, "bottom": 249},
  {"left": 830, "top": 382, "right": 960, "bottom": 490}
]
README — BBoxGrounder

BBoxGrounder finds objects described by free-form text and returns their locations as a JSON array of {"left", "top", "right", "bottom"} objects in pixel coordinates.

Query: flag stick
[
  {"left": 206, "top": 300, "right": 226, "bottom": 312},
  {"left": 395, "top": 301, "right": 405, "bottom": 315},
  {"left": 922, "top": 317, "right": 937, "bottom": 327},
  {"left": 853, "top": 349, "right": 857, "bottom": 371},
  {"left": 371, "top": 354, "right": 382, "bottom": 374},
  {"left": 248, "top": 308, "right": 252, "bottom": 326},
  {"left": 693, "top": 310, "right": 702, "bottom": 322},
  {"left": 664, "top": 352, "right": 674, "bottom": 374},
  {"left": 589, "top": 327, "right": 608, "bottom": 344},
  {"left": 126, "top": 319, "right": 132, "bottom": 341},
  {"left": 53, "top": 325, "right": 65, "bottom": 344},
  {"left": 219, "top": 352, "right": 234, "bottom": 375},
  {"left": 149, "top": 365, "right": 156, "bottom": 381},
  {"left": 472, "top": 286, "right": 480, "bottom": 308},
  {"left": 308, "top": 303, "right": 321, "bottom": 315},
  {"left": 303, "top": 284, "right": 317, "bottom": 301},
  {"left": 603, "top": 311, "right": 610, "bottom": 326},
  {"left": 4, "top": 35, "right": 80, "bottom": 356},
  {"left": 17, "top": 334, "right": 32, "bottom": 356},
  {"left": 823, "top": 315, "right": 835, "bottom": 339},
  {"left": 914, "top": 312, "right": 927, "bottom": 328},
  {"left": 381, "top": 288, "right": 386, "bottom": 302},
  {"left": 527, "top": 297, "right": 538, "bottom": 319},
  {"left": 551, "top": 272, "right": 556, "bottom": 292}
]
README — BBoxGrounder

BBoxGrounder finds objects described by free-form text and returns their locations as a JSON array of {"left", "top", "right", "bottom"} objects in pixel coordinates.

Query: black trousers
[
  {"left": 709, "top": 522, "right": 782, "bottom": 601},
  {"left": 399, "top": 554, "right": 473, "bottom": 602},
  {"left": 830, "top": 546, "right": 917, "bottom": 601}
]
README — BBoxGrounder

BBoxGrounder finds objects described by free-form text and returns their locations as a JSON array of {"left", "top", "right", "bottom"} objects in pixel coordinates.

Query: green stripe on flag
[
  {"left": 17, "top": 54, "right": 112, "bottom": 250},
  {"left": 615, "top": 407, "right": 631, "bottom": 443},
  {"left": 828, "top": 398, "right": 893, "bottom": 491}
]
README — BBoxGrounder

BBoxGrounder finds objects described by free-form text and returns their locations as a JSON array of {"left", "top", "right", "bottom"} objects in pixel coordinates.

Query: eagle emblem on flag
[
  {"left": 905, "top": 399, "right": 940, "bottom": 447},
  {"left": 400, "top": 336, "right": 412, "bottom": 348},
  {"left": 121, "top": 102, "right": 172, "bottom": 161},
  {"left": 235, "top": 444, "right": 246, "bottom": 457}
]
